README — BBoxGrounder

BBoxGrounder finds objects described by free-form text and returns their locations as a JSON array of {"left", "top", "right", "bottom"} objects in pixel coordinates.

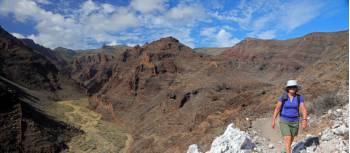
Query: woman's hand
[
  {"left": 272, "top": 101, "right": 282, "bottom": 129},
  {"left": 301, "top": 119, "right": 307, "bottom": 129},
  {"left": 271, "top": 120, "right": 276, "bottom": 129}
]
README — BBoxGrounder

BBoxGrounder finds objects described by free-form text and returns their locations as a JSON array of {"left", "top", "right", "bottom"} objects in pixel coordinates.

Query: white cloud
[
  {"left": 0, "top": 0, "right": 140, "bottom": 49},
  {"left": 11, "top": 32, "right": 25, "bottom": 38},
  {"left": 167, "top": 3, "right": 204, "bottom": 20},
  {"left": 210, "top": 0, "right": 324, "bottom": 39},
  {"left": 200, "top": 27, "right": 216, "bottom": 37},
  {"left": 107, "top": 40, "right": 118, "bottom": 46},
  {"left": 200, "top": 27, "right": 239, "bottom": 47},
  {"left": 80, "top": 0, "right": 99, "bottom": 16},
  {"left": 0, "top": 0, "right": 208, "bottom": 49},
  {"left": 0, "top": 0, "right": 328, "bottom": 49},
  {"left": 130, "top": 0, "right": 167, "bottom": 13},
  {"left": 32, "top": 0, "right": 50, "bottom": 4},
  {"left": 255, "top": 30, "right": 276, "bottom": 39},
  {"left": 279, "top": 0, "right": 323, "bottom": 31},
  {"left": 101, "top": 3, "right": 115, "bottom": 14},
  {"left": 216, "top": 29, "right": 239, "bottom": 47}
]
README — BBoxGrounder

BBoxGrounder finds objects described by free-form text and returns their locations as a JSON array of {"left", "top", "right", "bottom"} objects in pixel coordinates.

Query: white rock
[
  {"left": 187, "top": 144, "right": 202, "bottom": 153},
  {"left": 321, "top": 129, "right": 336, "bottom": 141},
  {"left": 336, "top": 108, "right": 342, "bottom": 113},
  {"left": 328, "top": 110, "right": 333, "bottom": 114},
  {"left": 332, "top": 125, "right": 348, "bottom": 136},
  {"left": 332, "top": 123, "right": 341, "bottom": 128},
  {"left": 299, "top": 150, "right": 307, "bottom": 153},
  {"left": 306, "top": 145, "right": 316, "bottom": 152},
  {"left": 187, "top": 123, "right": 254, "bottom": 153},
  {"left": 268, "top": 143, "right": 274, "bottom": 149},
  {"left": 334, "top": 110, "right": 342, "bottom": 117}
]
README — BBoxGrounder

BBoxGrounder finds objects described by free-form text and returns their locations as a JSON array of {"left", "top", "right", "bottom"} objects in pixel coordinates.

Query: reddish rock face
[
  {"left": 1, "top": 22, "right": 347, "bottom": 153},
  {"left": 71, "top": 52, "right": 116, "bottom": 94},
  {"left": 0, "top": 26, "right": 60, "bottom": 91},
  {"left": 86, "top": 36, "right": 274, "bottom": 153},
  {"left": 86, "top": 32, "right": 348, "bottom": 153},
  {"left": 0, "top": 26, "right": 82, "bottom": 153},
  {"left": 0, "top": 77, "right": 82, "bottom": 153},
  {"left": 219, "top": 31, "right": 348, "bottom": 81},
  {"left": 69, "top": 45, "right": 132, "bottom": 94}
]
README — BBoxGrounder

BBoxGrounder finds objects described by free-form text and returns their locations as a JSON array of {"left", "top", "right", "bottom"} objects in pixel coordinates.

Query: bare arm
[
  {"left": 299, "top": 103, "right": 308, "bottom": 119},
  {"left": 299, "top": 103, "right": 308, "bottom": 129},
  {"left": 272, "top": 101, "right": 282, "bottom": 121}
]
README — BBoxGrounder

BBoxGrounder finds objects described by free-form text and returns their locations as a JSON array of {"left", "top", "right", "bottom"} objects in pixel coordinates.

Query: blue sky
[{"left": 0, "top": 0, "right": 348, "bottom": 49}]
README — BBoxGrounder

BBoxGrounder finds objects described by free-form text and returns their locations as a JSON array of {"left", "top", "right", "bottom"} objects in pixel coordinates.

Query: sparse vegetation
[{"left": 44, "top": 98, "right": 129, "bottom": 153}]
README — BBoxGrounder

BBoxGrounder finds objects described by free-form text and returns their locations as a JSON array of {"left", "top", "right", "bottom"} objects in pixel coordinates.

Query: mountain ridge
[{"left": 0, "top": 25, "right": 348, "bottom": 153}]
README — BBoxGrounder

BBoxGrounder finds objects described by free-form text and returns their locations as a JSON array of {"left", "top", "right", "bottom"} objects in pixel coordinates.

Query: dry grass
[{"left": 44, "top": 98, "right": 129, "bottom": 153}]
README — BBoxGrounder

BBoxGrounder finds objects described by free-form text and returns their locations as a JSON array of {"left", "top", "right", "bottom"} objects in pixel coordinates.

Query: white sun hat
[{"left": 286, "top": 80, "right": 299, "bottom": 87}]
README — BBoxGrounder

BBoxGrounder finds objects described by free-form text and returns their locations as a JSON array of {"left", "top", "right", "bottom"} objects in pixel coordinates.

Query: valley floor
[{"left": 44, "top": 98, "right": 131, "bottom": 153}]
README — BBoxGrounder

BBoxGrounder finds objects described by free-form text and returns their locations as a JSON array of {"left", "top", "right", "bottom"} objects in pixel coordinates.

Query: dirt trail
[
  {"left": 44, "top": 98, "right": 132, "bottom": 153},
  {"left": 252, "top": 118, "right": 306, "bottom": 152},
  {"left": 121, "top": 133, "right": 134, "bottom": 153}
]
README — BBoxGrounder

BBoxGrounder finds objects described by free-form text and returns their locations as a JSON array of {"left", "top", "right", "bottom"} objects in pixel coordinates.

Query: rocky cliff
[
  {"left": 0, "top": 23, "right": 347, "bottom": 153},
  {"left": 0, "top": 26, "right": 59, "bottom": 91},
  {"left": 0, "top": 77, "right": 82, "bottom": 153},
  {"left": 86, "top": 31, "right": 348, "bottom": 153}
]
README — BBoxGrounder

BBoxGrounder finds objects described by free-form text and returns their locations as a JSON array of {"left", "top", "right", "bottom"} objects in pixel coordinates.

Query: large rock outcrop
[
  {"left": 70, "top": 45, "right": 131, "bottom": 94},
  {"left": 0, "top": 26, "right": 59, "bottom": 91},
  {"left": 0, "top": 77, "right": 82, "bottom": 153},
  {"left": 293, "top": 104, "right": 349, "bottom": 153},
  {"left": 187, "top": 123, "right": 254, "bottom": 153}
]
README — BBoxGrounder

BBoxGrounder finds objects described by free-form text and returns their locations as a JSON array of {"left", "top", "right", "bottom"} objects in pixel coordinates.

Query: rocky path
[
  {"left": 251, "top": 118, "right": 284, "bottom": 152},
  {"left": 121, "top": 133, "right": 134, "bottom": 153},
  {"left": 250, "top": 104, "right": 349, "bottom": 153},
  {"left": 44, "top": 98, "right": 131, "bottom": 153},
  {"left": 250, "top": 117, "right": 307, "bottom": 152}
]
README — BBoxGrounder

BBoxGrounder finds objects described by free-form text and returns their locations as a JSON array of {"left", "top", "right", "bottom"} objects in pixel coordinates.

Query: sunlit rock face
[{"left": 187, "top": 123, "right": 254, "bottom": 153}]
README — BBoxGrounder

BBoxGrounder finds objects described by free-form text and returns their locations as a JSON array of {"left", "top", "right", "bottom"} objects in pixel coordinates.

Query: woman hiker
[{"left": 271, "top": 80, "right": 308, "bottom": 153}]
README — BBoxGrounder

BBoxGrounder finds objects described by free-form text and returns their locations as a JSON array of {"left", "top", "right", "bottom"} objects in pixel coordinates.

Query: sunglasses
[{"left": 287, "top": 86, "right": 298, "bottom": 90}]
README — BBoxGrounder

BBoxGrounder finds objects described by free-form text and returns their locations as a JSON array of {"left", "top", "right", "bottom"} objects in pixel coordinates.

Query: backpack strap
[
  {"left": 280, "top": 92, "right": 288, "bottom": 115},
  {"left": 297, "top": 94, "right": 300, "bottom": 117},
  {"left": 280, "top": 93, "right": 301, "bottom": 117}
]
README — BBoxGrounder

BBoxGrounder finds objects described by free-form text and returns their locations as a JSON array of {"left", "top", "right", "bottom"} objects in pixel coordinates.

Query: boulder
[
  {"left": 321, "top": 128, "right": 336, "bottom": 141},
  {"left": 187, "top": 123, "right": 254, "bottom": 153}
]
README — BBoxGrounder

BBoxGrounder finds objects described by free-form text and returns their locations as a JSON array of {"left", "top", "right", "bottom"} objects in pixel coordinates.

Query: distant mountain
[
  {"left": 52, "top": 47, "right": 77, "bottom": 73},
  {"left": 21, "top": 38, "right": 75, "bottom": 73},
  {"left": 0, "top": 23, "right": 348, "bottom": 153},
  {"left": 87, "top": 36, "right": 271, "bottom": 152},
  {"left": 0, "top": 26, "right": 82, "bottom": 153},
  {"left": 76, "top": 44, "right": 131, "bottom": 54},
  {"left": 193, "top": 47, "right": 229, "bottom": 56},
  {"left": 218, "top": 30, "right": 349, "bottom": 82},
  {"left": 70, "top": 45, "right": 132, "bottom": 94},
  {"left": 20, "top": 37, "right": 133, "bottom": 94},
  {"left": 0, "top": 26, "right": 59, "bottom": 91},
  {"left": 86, "top": 31, "right": 348, "bottom": 153}
]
